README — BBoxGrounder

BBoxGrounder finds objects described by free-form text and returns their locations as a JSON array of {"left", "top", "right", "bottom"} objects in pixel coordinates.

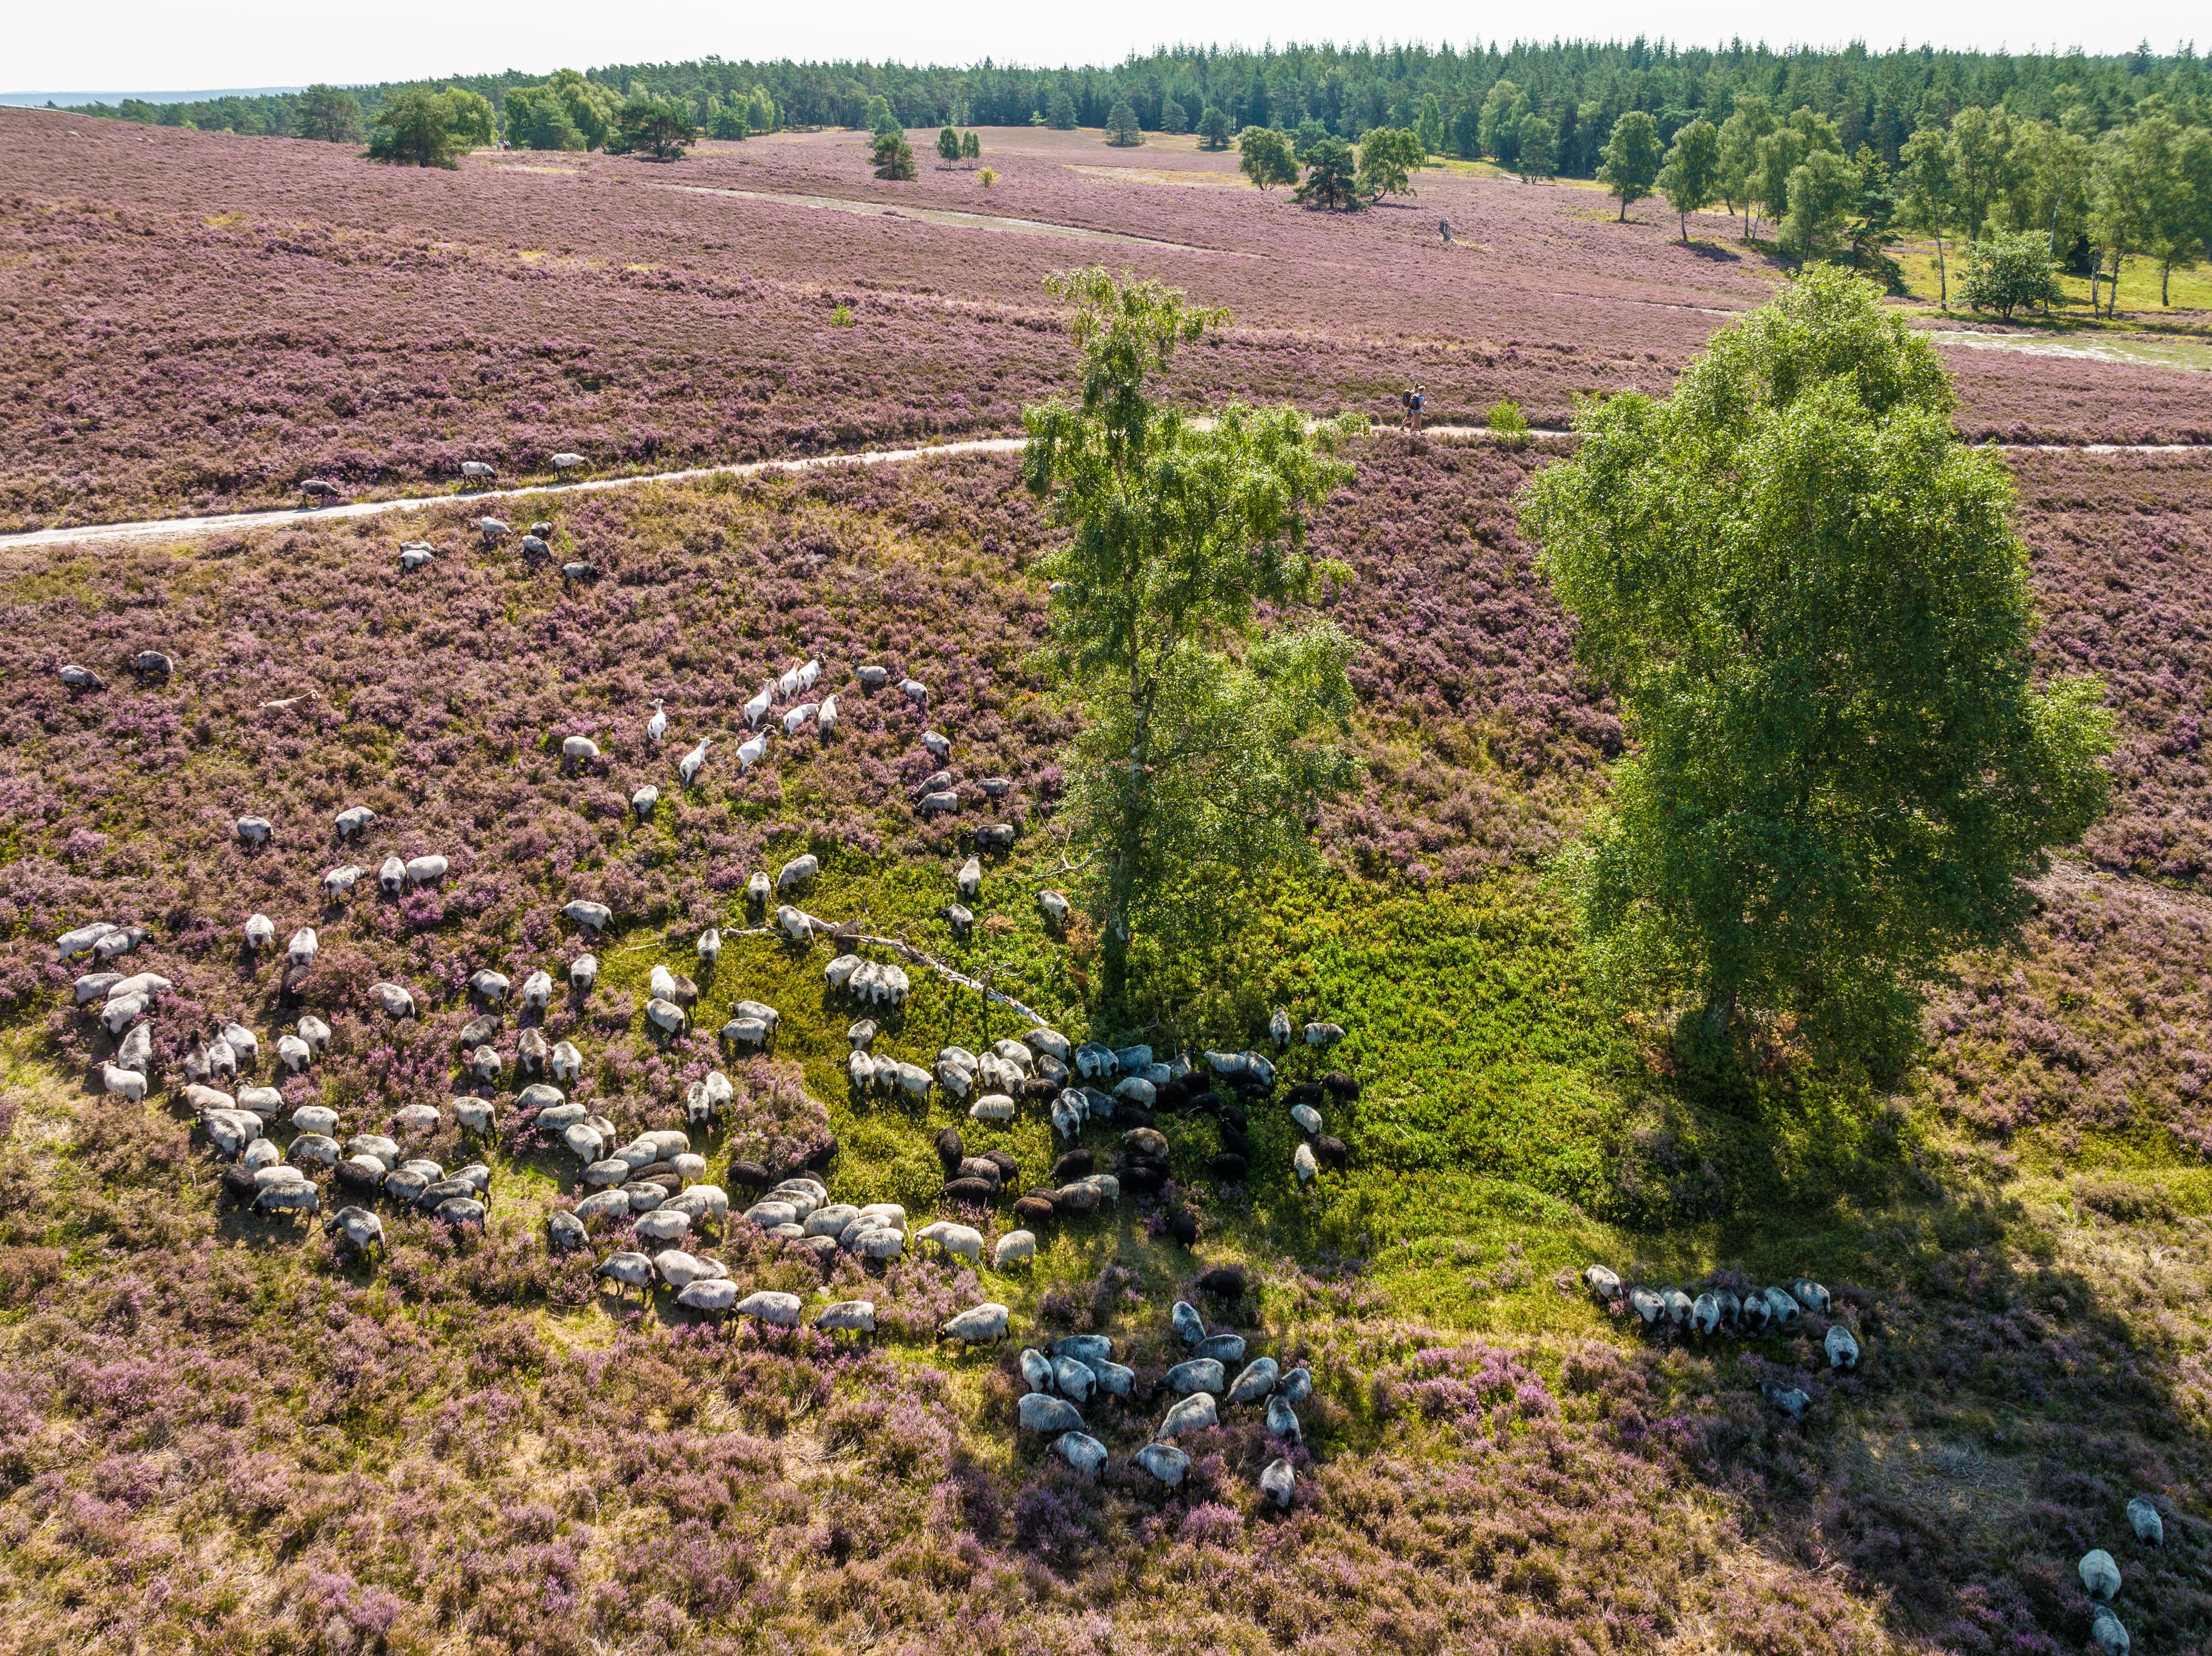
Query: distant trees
[
  {"left": 505, "top": 69, "right": 619, "bottom": 152},
  {"left": 1782, "top": 147, "right": 1859, "bottom": 263},
  {"left": 705, "top": 100, "right": 749, "bottom": 141},
  {"left": 1897, "top": 126, "right": 1956, "bottom": 304},
  {"left": 961, "top": 130, "right": 982, "bottom": 161},
  {"left": 1021, "top": 268, "right": 1363, "bottom": 998},
  {"left": 607, "top": 94, "right": 694, "bottom": 161},
  {"left": 295, "top": 85, "right": 362, "bottom": 145},
  {"left": 865, "top": 95, "right": 897, "bottom": 137},
  {"left": 1478, "top": 78, "right": 1528, "bottom": 168},
  {"left": 1961, "top": 231, "right": 2066, "bottom": 319},
  {"left": 1295, "top": 137, "right": 1361, "bottom": 209},
  {"left": 1196, "top": 106, "right": 1232, "bottom": 150},
  {"left": 1718, "top": 94, "right": 1777, "bottom": 236},
  {"left": 937, "top": 125, "right": 961, "bottom": 162},
  {"left": 1599, "top": 111, "right": 1662, "bottom": 221},
  {"left": 1657, "top": 117, "right": 1719, "bottom": 239},
  {"left": 1046, "top": 88, "right": 1078, "bottom": 130},
  {"left": 1416, "top": 93, "right": 1445, "bottom": 157},
  {"left": 1237, "top": 126, "right": 1298, "bottom": 191},
  {"left": 1522, "top": 268, "right": 2113, "bottom": 1049},
  {"left": 1355, "top": 127, "right": 1424, "bottom": 199},
  {"left": 1516, "top": 113, "right": 1557, "bottom": 181},
  {"left": 1160, "top": 98, "right": 1189, "bottom": 135},
  {"left": 872, "top": 130, "right": 917, "bottom": 180},
  {"left": 368, "top": 88, "right": 492, "bottom": 168},
  {"left": 1107, "top": 99, "right": 1142, "bottom": 147}
]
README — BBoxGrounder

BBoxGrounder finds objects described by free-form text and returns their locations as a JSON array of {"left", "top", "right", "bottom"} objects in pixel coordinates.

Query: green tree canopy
[
  {"left": 1022, "top": 269, "right": 1365, "bottom": 997},
  {"left": 1237, "top": 126, "right": 1298, "bottom": 190},
  {"left": 1718, "top": 93, "right": 1778, "bottom": 235},
  {"left": 1781, "top": 147, "right": 1862, "bottom": 262},
  {"left": 1296, "top": 135, "right": 1362, "bottom": 209},
  {"left": 506, "top": 85, "right": 585, "bottom": 151},
  {"left": 607, "top": 94, "right": 694, "bottom": 160},
  {"left": 1898, "top": 124, "right": 1958, "bottom": 304},
  {"left": 295, "top": 84, "right": 362, "bottom": 144},
  {"left": 864, "top": 94, "right": 897, "bottom": 136},
  {"left": 1517, "top": 113, "right": 1557, "bottom": 181},
  {"left": 1160, "top": 97, "right": 1189, "bottom": 135},
  {"left": 1960, "top": 229, "right": 2066, "bottom": 319},
  {"left": 1519, "top": 268, "right": 2112, "bottom": 1046},
  {"left": 871, "top": 130, "right": 917, "bottom": 180},
  {"left": 1478, "top": 78, "right": 1528, "bottom": 165},
  {"left": 1046, "top": 88, "right": 1078, "bottom": 129},
  {"left": 937, "top": 124, "right": 961, "bottom": 161},
  {"left": 1107, "top": 98, "right": 1142, "bottom": 147},
  {"left": 1657, "top": 116, "right": 1720, "bottom": 240},
  {"left": 960, "top": 129, "right": 981, "bottom": 160},
  {"left": 1356, "top": 127, "right": 1423, "bottom": 199},
  {"left": 1196, "top": 106, "right": 1232, "bottom": 149},
  {"left": 1599, "top": 110, "right": 1663, "bottom": 220},
  {"left": 367, "top": 88, "right": 486, "bottom": 168},
  {"left": 706, "top": 99, "right": 748, "bottom": 141}
]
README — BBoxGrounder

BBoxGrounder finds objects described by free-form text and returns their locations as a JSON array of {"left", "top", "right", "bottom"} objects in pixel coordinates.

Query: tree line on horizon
[{"left": 50, "top": 36, "right": 2209, "bottom": 177}]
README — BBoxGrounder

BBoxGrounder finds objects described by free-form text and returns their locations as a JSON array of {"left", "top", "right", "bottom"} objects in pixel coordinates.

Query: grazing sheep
[
  {"left": 1740, "top": 1292, "right": 1772, "bottom": 1333},
  {"left": 778, "top": 855, "right": 819, "bottom": 893},
  {"left": 1020, "top": 1394, "right": 1085, "bottom": 1434},
  {"left": 236, "top": 1086, "right": 283, "bottom": 1118},
  {"left": 244, "top": 914, "right": 276, "bottom": 952},
  {"left": 1763, "top": 1287, "right": 1801, "bottom": 1330},
  {"left": 1627, "top": 1287, "right": 1665, "bottom": 1327},
  {"left": 520, "top": 970, "right": 554, "bottom": 1013},
  {"left": 919, "top": 790, "right": 959, "bottom": 817},
  {"left": 941, "top": 1303, "right": 1011, "bottom": 1346},
  {"left": 1052, "top": 1355, "right": 1097, "bottom": 1404},
  {"left": 737, "top": 733, "right": 769, "bottom": 772},
  {"left": 469, "top": 969, "right": 510, "bottom": 1005},
  {"left": 916, "top": 1221, "right": 984, "bottom": 1262},
  {"left": 404, "top": 855, "right": 448, "bottom": 887},
  {"left": 59, "top": 663, "right": 109, "bottom": 692},
  {"left": 677, "top": 739, "right": 712, "bottom": 787},
  {"left": 574, "top": 1189, "right": 630, "bottom": 1225},
  {"left": 596, "top": 1252, "right": 656, "bottom": 1298},
  {"left": 1293, "top": 1142, "right": 1319, "bottom": 1183},
  {"left": 550, "top": 452, "right": 585, "bottom": 470},
  {"left": 652, "top": 1249, "right": 713, "bottom": 1290},
  {"left": 1289, "top": 1102, "right": 1323, "bottom": 1136},
  {"left": 549, "top": 1041, "right": 582, "bottom": 1082},
  {"left": 563, "top": 900, "right": 613, "bottom": 931},
  {"left": 736, "top": 1290, "right": 804, "bottom": 1327},
  {"left": 900, "top": 677, "right": 928, "bottom": 706},
  {"left": 461, "top": 461, "right": 497, "bottom": 481},
  {"left": 677, "top": 1279, "right": 740, "bottom": 1314},
  {"left": 1825, "top": 1324, "right": 1860, "bottom": 1370},
  {"left": 323, "top": 865, "right": 363, "bottom": 901},
  {"left": 56, "top": 922, "right": 122, "bottom": 960},
  {"left": 101, "top": 1063, "right": 147, "bottom": 1101},
  {"left": 1165, "top": 1359, "right": 1225, "bottom": 1396},
  {"left": 1053, "top": 1433, "right": 1108, "bottom": 1480},
  {"left": 1228, "top": 1358, "right": 1281, "bottom": 1407},
  {"left": 1134, "top": 1442, "right": 1190, "bottom": 1487},
  {"left": 815, "top": 1300, "right": 876, "bottom": 1335},
  {"left": 1691, "top": 1292, "right": 1723, "bottom": 1335},
  {"left": 466, "top": 1045, "right": 501, "bottom": 1083},
  {"left": 1661, "top": 1287, "right": 1693, "bottom": 1328},
  {"left": 2127, "top": 1496, "right": 2164, "bottom": 1547},
  {"left": 2091, "top": 1608, "right": 2130, "bottom": 1656},
  {"left": 1791, "top": 1279, "right": 1831, "bottom": 1315},
  {"left": 569, "top": 954, "right": 599, "bottom": 991},
  {"left": 327, "top": 1207, "right": 385, "bottom": 1255},
  {"left": 816, "top": 695, "right": 838, "bottom": 736},
  {"left": 1194, "top": 1333, "right": 1246, "bottom": 1365},
  {"left": 2079, "top": 1549, "right": 2122, "bottom": 1601},
  {"left": 635, "top": 1210, "right": 693, "bottom": 1247},
  {"left": 993, "top": 1230, "right": 1037, "bottom": 1270},
  {"left": 400, "top": 544, "right": 435, "bottom": 570},
  {"left": 453, "top": 1097, "right": 495, "bottom": 1133},
  {"left": 379, "top": 855, "right": 408, "bottom": 895},
  {"left": 744, "top": 684, "right": 773, "bottom": 728},
  {"left": 1259, "top": 1457, "right": 1296, "bottom": 1509},
  {"left": 546, "top": 1210, "right": 588, "bottom": 1252},
  {"left": 781, "top": 702, "right": 819, "bottom": 736},
  {"left": 301, "top": 478, "right": 342, "bottom": 499},
  {"left": 369, "top": 983, "right": 415, "bottom": 1020},
  {"left": 100, "top": 993, "right": 148, "bottom": 1037},
  {"left": 334, "top": 805, "right": 377, "bottom": 842},
  {"left": 631, "top": 784, "right": 658, "bottom": 820},
  {"left": 1156, "top": 1393, "right": 1218, "bottom": 1441},
  {"left": 254, "top": 1167, "right": 320, "bottom": 1214},
  {"left": 282, "top": 926, "right": 320, "bottom": 970},
  {"left": 1762, "top": 1381, "right": 1810, "bottom": 1422},
  {"left": 236, "top": 816, "right": 273, "bottom": 846},
  {"left": 1266, "top": 1395, "right": 1302, "bottom": 1443},
  {"left": 856, "top": 664, "right": 889, "bottom": 689}
]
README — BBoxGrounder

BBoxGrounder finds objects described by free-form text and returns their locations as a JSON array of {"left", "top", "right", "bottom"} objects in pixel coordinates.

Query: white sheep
[
  {"left": 737, "top": 733, "right": 768, "bottom": 771},
  {"left": 678, "top": 739, "right": 711, "bottom": 786},
  {"left": 940, "top": 1303, "right": 1010, "bottom": 1345},
  {"left": 244, "top": 914, "right": 275, "bottom": 952}
]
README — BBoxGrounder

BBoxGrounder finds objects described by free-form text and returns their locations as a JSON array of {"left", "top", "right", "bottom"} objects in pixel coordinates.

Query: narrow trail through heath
[{"left": 3, "top": 429, "right": 2205, "bottom": 554}]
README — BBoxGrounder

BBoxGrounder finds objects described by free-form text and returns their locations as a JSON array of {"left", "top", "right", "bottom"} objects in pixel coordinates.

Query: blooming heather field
[
  {"left": 4, "top": 110, "right": 2207, "bottom": 530},
  {"left": 3, "top": 109, "right": 2212, "bottom": 1656}
]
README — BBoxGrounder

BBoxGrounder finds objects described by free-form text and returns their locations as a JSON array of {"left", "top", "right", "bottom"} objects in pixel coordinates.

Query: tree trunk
[
  {"left": 2162, "top": 261, "right": 2171, "bottom": 306},
  {"left": 1702, "top": 992, "right": 1736, "bottom": 1043},
  {"left": 1934, "top": 233, "right": 1946, "bottom": 308},
  {"left": 1679, "top": 206, "right": 1687, "bottom": 242}
]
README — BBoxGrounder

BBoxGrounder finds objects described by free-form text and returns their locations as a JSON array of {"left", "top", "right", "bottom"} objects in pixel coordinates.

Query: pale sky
[{"left": 7, "top": 0, "right": 2198, "bottom": 94}]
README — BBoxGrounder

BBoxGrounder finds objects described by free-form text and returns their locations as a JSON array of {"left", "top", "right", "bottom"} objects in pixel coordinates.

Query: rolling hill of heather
[{"left": 1, "top": 109, "right": 2210, "bottom": 1656}]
